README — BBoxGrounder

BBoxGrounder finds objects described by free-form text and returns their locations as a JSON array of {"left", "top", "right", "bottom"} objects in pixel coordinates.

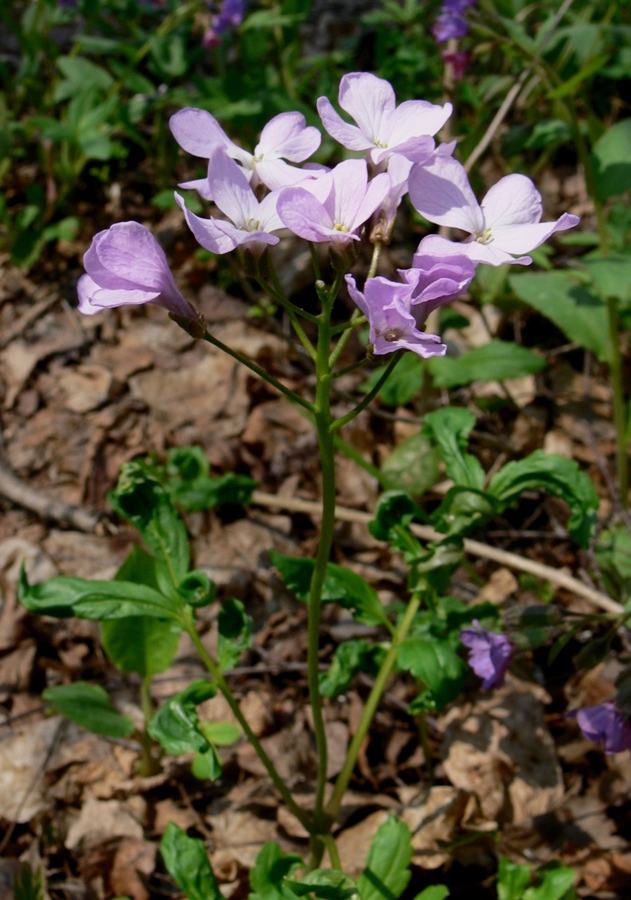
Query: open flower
[
  {"left": 77, "top": 222, "right": 196, "bottom": 319},
  {"left": 277, "top": 158, "right": 389, "bottom": 247},
  {"left": 460, "top": 621, "right": 513, "bottom": 690},
  {"left": 176, "top": 148, "right": 284, "bottom": 256},
  {"left": 408, "top": 155, "right": 580, "bottom": 266},
  {"left": 568, "top": 702, "right": 631, "bottom": 755},
  {"left": 317, "top": 72, "right": 451, "bottom": 165},
  {"left": 170, "top": 109, "right": 321, "bottom": 192}
]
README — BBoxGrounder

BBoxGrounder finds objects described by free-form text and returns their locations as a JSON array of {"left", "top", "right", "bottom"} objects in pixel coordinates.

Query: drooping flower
[
  {"left": 460, "top": 620, "right": 513, "bottom": 690},
  {"left": 277, "top": 158, "right": 390, "bottom": 247},
  {"left": 77, "top": 222, "right": 196, "bottom": 320},
  {"left": 316, "top": 72, "right": 452, "bottom": 165},
  {"left": 408, "top": 155, "right": 580, "bottom": 266},
  {"left": 568, "top": 702, "right": 631, "bottom": 755},
  {"left": 176, "top": 147, "right": 284, "bottom": 256},
  {"left": 170, "top": 109, "right": 321, "bottom": 192},
  {"left": 345, "top": 274, "right": 447, "bottom": 358},
  {"left": 432, "top": 0, "right": 476, "bottom": 43}
]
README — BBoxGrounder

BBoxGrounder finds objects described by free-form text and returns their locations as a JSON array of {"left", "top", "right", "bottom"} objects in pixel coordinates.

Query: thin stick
[{"left": 251, "top": 491, "right": 623, "bottom": 615}]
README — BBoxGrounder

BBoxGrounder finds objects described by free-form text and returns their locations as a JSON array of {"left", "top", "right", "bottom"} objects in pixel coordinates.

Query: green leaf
[
  {"left": 162, "top": 447, "right": 257, "bottom": 510},
  {"left": 423, "top": 408, "right": 485, "bottom": 490},
  {"left": 249, "top": 842, "right": 304, "bottom": 900},
  {"left": 109, "top": 461, "right": 190, "bottom": 594},
  {"left": 148, "top": 680, "right": 217, "bottom": 755},
  {"left": 509, "top": 272, "right": 611, "bottom": 363},
  {"left": 488, "top": 451, "right": 599, "bottom": 547},
  {"left": 361, "top": 353, "right": 424, "bottom": 407},
  {"left": 177, "top": 570, "right": 218, "bottom": 608},
  {"left": 43, "top": 682, "right": 134, "bottom": 738},
  {"left": 191, "top": 743, "right": 223, "bottom": 781},
  {"left": 218, "top": 598, "right": 253, "bottom": 671},
  {"left": 19, "top": 566, "right": 184, "bottom": 621},
  {"left": 397, "top": 638, "right": 466, "bottom": 711},
  {"left": 592, "top": 118, "right": 631, "bottom": 200},
  {"left": 320, "top": 639, "right": 387, "bottom": 699},
  {"left": 54, "top": 56, "right": 114, "bottom": 102},
  {"left": 269, "top": 553, "right": 390, "bottom": 628},
  {"left": 412, "top": 889, "right": 450, "bottom": 900},
  {"left": 101, "top": 546, "right": 181, "bottom": 677},
  {"left": 431, "top": 487, "right": 498, "bottom": 537},
  {"left": 497, "top": 857, "right": 531, "bottom": 900},
  {"left": 202, "top": 720, "right": 241, "bottom": 746},
  {"left": 160, "top": 823, "right": 222, "bottom": 900},
  {"left": 524, "top": 865, "right": 577, "bottom": 900},
  {"left": 285, "top": 870, "right": 357, "bottom": 900},
  {"left": 582, "top": 255, "right": 631, "bottom": 304},
  {"left": 368, "top": 491, "right": 423, "bottom": 545},
  {"left": 428, "top": 341, "right": 546, "bottom": 388},
  {"left": 381, "top": 432, "right": 440, "bottom": 496},
  {"left": 357, "top": 816, "right": 412, "bottom": 900},
  {"left": 13, "top": 864, "right": 44, "bottom": 900}
]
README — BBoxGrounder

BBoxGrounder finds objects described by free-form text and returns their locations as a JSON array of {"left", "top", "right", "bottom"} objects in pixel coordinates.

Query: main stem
[{"left": 309, "top": 293, "right": 338, "bottom": 840}]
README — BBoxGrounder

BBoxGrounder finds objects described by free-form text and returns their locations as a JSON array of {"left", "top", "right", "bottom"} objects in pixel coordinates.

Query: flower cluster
[{"left": 77, "top": 71, "right": 579, "bottom": 362}]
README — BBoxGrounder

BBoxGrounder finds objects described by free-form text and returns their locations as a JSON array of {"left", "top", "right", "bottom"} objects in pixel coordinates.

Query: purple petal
[
  {"left": 338, "top": 72, "right": 396, "bottom": 143},
  {"left": 460, "top": 620, "right": 513, "bottom": 690},
  {"left": 207, "top": 148, "right": 260, "bottom": 227},
  {"left": 169, "top": 108, "right": 232, "bottom": 158},
  {"left": 175, "top": 192, "right": 238, "bottom": 254},
  {"left": 481, "top": 174, "right": 542, "bottom": 230},
  {"left": 255, "top": 111, "right": 321, "bottom": 162},
  {"left": 316, "top": 96, "right": 373, "bottom": 152},
  {"left": 571, "top": 702, "right": 631, "bottom": 755},
  {"left": 277, "top": 187, "right": 336, "bottom": 242},
  {"left": 408, "top": 156, "right": 484, "bottom": 234}
]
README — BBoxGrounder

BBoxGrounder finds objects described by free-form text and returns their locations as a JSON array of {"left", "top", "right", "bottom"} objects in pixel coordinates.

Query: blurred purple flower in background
[
  {"left": 460, "top": 620, "right": 513, "bottom": 690},
  {"left": 432, "top": 0, "right": 476, "bottom": 44},
  {"left": 203, "top": 0, "right": 245, "bottom": 49},
  {"left": 568, "top": 702, "right": 631, "bottom": 755}
]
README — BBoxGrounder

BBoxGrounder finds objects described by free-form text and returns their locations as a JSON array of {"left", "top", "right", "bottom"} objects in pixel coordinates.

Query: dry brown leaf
[
  {"left": 109, "top": 837, "right": 156, "bottom": 900},
  {"left": 58, "top": 365, "right": 114, "bottom": 413},
  {"left": 0, "top": 716, "right": 64, "bottom": 822},
  {"left": 440, "top": 684, "right": 563, "bottom": 824},
  {"left": 65, "top": 795, "right": 146, "bottom": 850},
  {"left": 475, "top": 568, "right": 517, "bottom": 606}
]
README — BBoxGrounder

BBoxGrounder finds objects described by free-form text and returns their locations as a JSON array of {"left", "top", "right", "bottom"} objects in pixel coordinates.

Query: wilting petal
[
  {"left": 255, "top": 111, "right": 321, "bottom": 161},
  {"left": 408, "top": 155, "right": 484, "bottom": 233}
]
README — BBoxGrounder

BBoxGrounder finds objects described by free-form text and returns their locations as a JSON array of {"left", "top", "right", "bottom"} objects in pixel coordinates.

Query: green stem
[
  {"left": 330, "top": 352, "right": 403, "bottom": 432},
  {"left": 322, "top": 834, "right": 342, "bottom": 871},
  {"left": 308, "top": 297, "right": 338, "bottom": 835},
  {"left": 186, "top": 622, "right": 313, "bottom": 831},
  {"left": 607, "top": 295, "right": 629, "bottom": 508},
  {"left": 201, "top": 329, "right": 314, "bottom": 413},
  {"left": 325, "top": 592, "right": 422, "bottom": 822}
]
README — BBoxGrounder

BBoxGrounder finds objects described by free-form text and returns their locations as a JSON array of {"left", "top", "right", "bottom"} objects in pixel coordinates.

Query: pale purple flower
[
  {"left": 346, "top": 274, "right": 447, "bottom": 358},
  {"left": 77, "top": 222, "right": 196, "bottom": 319},
  {"left": 316, "top": 72, "right": 452, "bottom": 165},
  {"left": 433, "top": 0, "right": 476, "bottom": 43},
  {"left": 402, "top": 248, "right": 475, "bottom": 312},
  {"left": 408, "top": 155, "right": 580, "bottom": 266},
  {"left": 170, "top": 109, "right": 321, "bottom": 192},
  {"left": 277, "top": 158, "right": 390, "bottom": 247},
  {"left": 176, "top": 148, "right": 284, "bottom": 257},
  {"left": 568, "top": 702, "right": 631, "bottom": 755},
  {"left": 460, "top": 620, "right": 513, "bottom": 690}
]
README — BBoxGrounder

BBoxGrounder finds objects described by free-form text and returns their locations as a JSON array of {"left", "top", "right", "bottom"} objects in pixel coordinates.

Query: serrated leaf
[
  {"left": 218, "top": 598, "right": 253, "bottom": 671},
  {"left": 109, "top": 461, "right": 190, "bottom": 594},
  {"left": 148, "top": 680, "right": 217, "bottom": 755},
  {"left": 160, "top": 823, "right": 222, "bottom": 900},
  {"left": 269, "top": 553, "right": 390, "bottom": 627},
  {"left": 423, "top": 407, "right": 485, "bottom": 490},
  {"left": 397, "top": 638, "right": 466, "bottom": 711},
  {"left": 428, "top": 341, "right": 545, "bottom": 388},
  {"left": 43, "top": 682, "right": 134, "bottom": 738},
  {"left": 509, "top": 272, "right": 611, "bottom": 363},
  {"left": 320, "top": 639, "right": 387, "bottom": 699},
  {"left": 357, "top": 816, "right": 412, "bottom": 900},
  {"left": 19, "top": 565, "right": 184, "bottom": 621},
  {"left": 488, "top": 451, "right": 599, "bottom": 547}
]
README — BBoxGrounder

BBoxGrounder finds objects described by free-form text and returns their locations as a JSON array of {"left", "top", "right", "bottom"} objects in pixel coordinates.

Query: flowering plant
[{"left": 18, "top": 68, "right": 631, "bottom": 898}]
